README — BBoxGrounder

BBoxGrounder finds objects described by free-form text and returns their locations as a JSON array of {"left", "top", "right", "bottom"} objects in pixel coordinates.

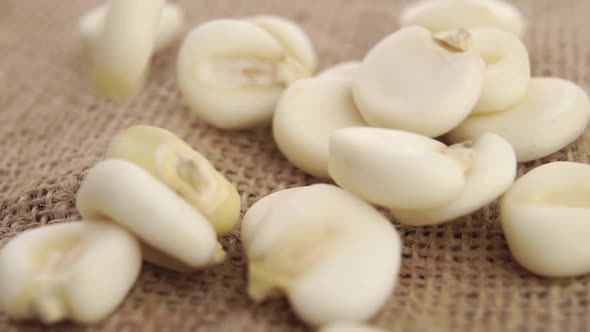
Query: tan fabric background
[{"left": 1, "top": 0, "right": 590, "bottom": 331}]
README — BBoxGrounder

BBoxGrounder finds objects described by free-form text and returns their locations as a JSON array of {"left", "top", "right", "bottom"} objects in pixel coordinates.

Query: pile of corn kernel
[{"left": 1, "top": 1, "right": 589, "bottom": 331}]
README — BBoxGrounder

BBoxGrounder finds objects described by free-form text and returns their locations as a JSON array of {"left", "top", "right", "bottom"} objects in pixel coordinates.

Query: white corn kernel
[
  {"left": 0, "top": 221, "right": 141, "bottom": 324},
  {"left": 501, "top": 162, "right": 590, "bottom": 277},
  {"left": 329, "top": 128, "right": 516, "bottom": 225},
  {"left": 273, "top": 78, "right": 367, "bottom": 178},
  {"left": 329, "top": 127, "right": 467, "bottom": 210},
  {"left": 448, "top": 77, "right": 590, "bottom": 162},
  {"left": 106, "top": 125, "right": 241, "bottom": 236},
  {"left": 318, "top": 62, "right": 361, "bottom": 80},
  {"left": 353, "top": 26, "right": 484, "bottom": 137},
  {"left": 470, "top": 28, "right": 530, "bottom": 113},
  {"left": 77, "top": 159, "right": 224, "bottom": 270},
  {"left": 319, "top": 323, "right": 387, "bottom": 332},
  {"left": 177, "top": 18, "right": 316, "bottom": 129},
  {"left": 242, "top": 184, "right": 401, "bottom": 326},
  {"left": 401, "top": 0, "right": 525, "bottom": 38},
  {"left": 390, "top": 133, "right": 516, "bottom": 226},
  {"left": 80, "top": 2, "right": 184, "bottom": 54},
  {"left": 90, "top": 0, "right": 165, "bottom": 99}
]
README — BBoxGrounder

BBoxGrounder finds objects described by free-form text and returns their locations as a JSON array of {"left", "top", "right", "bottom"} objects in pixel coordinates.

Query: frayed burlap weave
[{"left": 1, "top": 0, "right": 590, "bottom": 331}]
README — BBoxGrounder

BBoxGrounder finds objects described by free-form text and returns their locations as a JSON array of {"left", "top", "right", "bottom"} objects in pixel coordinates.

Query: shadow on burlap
[{"left": 1, "top": 0, "right": 590, "bottom": 331}]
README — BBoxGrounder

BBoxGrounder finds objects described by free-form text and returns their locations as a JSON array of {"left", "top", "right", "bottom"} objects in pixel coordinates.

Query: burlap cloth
[{"left": 1, "top": 0, "right": 590, "bottom": 331}]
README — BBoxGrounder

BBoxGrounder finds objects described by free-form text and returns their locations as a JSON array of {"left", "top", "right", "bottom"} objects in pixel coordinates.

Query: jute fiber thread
[{"left": 1, "top": 0, "right": 589, "bottom": 331}]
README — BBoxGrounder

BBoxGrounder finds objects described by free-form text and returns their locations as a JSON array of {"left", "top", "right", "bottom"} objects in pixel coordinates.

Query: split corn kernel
[
  {"left": 242, "top": 184, "right": 401, "bottom": 326},
  {"left": 177, "top": 18, "right": 316, "bottom": 129},
  {"left": 353, "top": 26, "right": 484, "bottom": 137},
  {"left": 329, "top": 127, "right": 516, "bottom": 225},
  {"left": 77, "top": 159, "right": 224, "bottom": 270},
  {"left": 0, "top": 221, "right": 141, "bottom": 324},
  {"left": 89, "top": 0, "right": 164, "bottom": 99},
  {"left": 448, "top": 77, "right": 590, "bottom": 162},
  {"left": 106, "top": 125, "right": 241, "bottom": 236},
  {"left": 501, "top": 162, "right": 590, "bottom": 277}
]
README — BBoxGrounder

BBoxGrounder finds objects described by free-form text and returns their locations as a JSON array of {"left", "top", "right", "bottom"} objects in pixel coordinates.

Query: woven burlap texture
[{"left": 1, "top": 0, "right": 590, "bottom": 331}]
